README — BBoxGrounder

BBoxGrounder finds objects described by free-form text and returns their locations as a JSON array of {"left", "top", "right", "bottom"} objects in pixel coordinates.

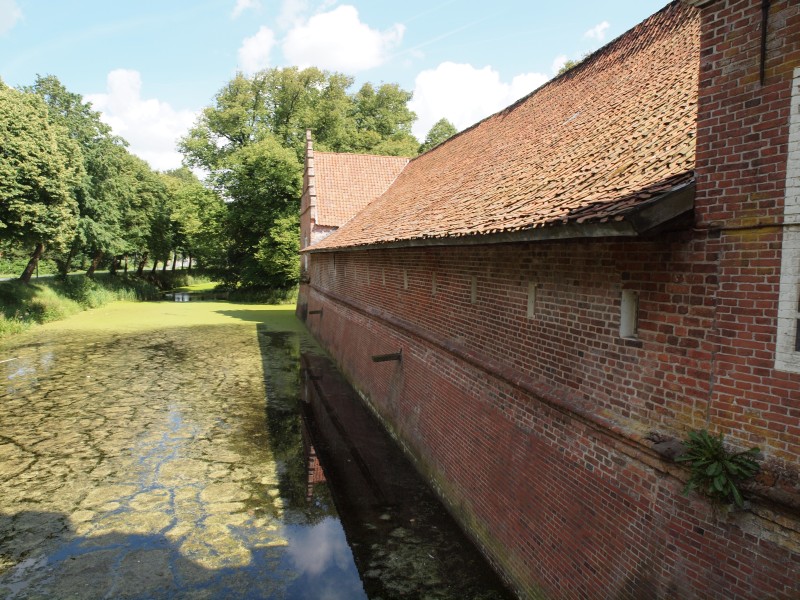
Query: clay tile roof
[
  {"left": 310, "top": 1, "right": 699, "bottom": 252},
  {"left": 314, "top": 152, "right": 409, "bottom": 227}
]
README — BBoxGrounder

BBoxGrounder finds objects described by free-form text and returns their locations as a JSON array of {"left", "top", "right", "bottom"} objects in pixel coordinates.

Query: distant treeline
[{"left": 1, "top": 69, "right": 457, "bottom": 290}]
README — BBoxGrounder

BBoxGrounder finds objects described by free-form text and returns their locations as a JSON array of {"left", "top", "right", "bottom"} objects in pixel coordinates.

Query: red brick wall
[
  {"left": 298, "top": 1, "right": 800, "bottom": 596},
  {"left": 693, "top": 0, "right": 800, "bottom": 467},
  {"left": 303, "top": 237, "right": 799, "bottom": 598}
]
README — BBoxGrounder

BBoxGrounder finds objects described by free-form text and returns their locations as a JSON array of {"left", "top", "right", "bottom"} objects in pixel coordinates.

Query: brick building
[{"left": 297, "top": 1, "right": 800, "bottom": 597}]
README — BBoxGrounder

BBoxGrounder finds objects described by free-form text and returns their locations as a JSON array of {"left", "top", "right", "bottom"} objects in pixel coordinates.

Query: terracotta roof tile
[
  {"left": 314, "top": 152, "right": 409, "bottom": 227},
  {"left": 310, "top": 1, "right": 699, "bottom": 251}
]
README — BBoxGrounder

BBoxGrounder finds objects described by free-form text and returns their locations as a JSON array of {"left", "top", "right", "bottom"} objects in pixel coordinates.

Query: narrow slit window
[
  {"left": 620, "top": 290, "right": 639, "bottom": 338},
  {"left": 527, "top": 282, "right": 537, "bottom": 319}
]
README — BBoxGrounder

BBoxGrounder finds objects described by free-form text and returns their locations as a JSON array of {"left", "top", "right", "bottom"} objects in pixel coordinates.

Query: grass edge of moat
[{"left": 0, "top": 273, "right": 298, "bottom": 339}]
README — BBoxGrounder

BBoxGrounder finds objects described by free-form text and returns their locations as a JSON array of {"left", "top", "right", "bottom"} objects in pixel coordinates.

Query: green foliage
[
  {"left": 254, "top": 210, "right": 300, "bottom": 285},
  {"left": 24, "top": 75, "right": 131, "bottom": 276},
  {"left": 223, "top": 285, "right": 299, "bottom": 305},
  {"left": 676, "top": 429, "right": 760, "bottom": 507},
  {"left": 160, "top": 168, "right": 226, "bottom": 271},
  {"left": 419, "top": 118, "right": 458, "bottom": 153},
  {"left": 0, "top": 85, "right": 83, "bottom": 254},
  {"left": 0, "top": 275, "right": 163, "bottom": 338},
  {"left": 556, "top": 54, "right": 590, "bottom": 76},
  {"left": 0, "top": 280, "right": 80, "bottom": 325},
  {"left": 216, "top": 136, "right": 302, "bottom": 289},
  {"left": 0, "top": 244, "right": 58, "bottom": 277},
  {"left": 0, "top": 313, "right": 27, "bottom": 337},
  {"left": 178, "top": 67, "right": 419, "bottom": 291}
]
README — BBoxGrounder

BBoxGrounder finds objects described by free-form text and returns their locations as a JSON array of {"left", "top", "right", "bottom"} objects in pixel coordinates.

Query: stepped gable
[
  {"left": 313, "top": 152, "right": 409, "bottom": 227},
  {"left": 309, "top": 1, "right": 700, "bottom": 251}
]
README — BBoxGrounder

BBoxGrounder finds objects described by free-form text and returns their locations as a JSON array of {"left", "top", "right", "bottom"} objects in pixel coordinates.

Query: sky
[{"left": 1, "top": 0, "right": 668, "bottom": 171}]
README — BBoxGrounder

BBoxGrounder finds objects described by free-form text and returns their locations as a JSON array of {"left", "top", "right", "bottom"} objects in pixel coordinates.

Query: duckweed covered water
[{"left": 0, "top": 300, "right": 513, "bottom": 599}]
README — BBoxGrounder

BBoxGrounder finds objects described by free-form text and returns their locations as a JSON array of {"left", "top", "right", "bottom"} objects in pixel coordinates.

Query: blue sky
[{"left": 1, "top": 0, "right": 668, "bottom": 170}]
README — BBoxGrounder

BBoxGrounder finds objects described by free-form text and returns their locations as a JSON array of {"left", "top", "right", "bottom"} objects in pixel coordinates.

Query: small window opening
[
  {"left": 620, "top": 290, "right": 639, "bottom": 338},
  {"left": 527, "top": 282, "right": 537, "bottom": 319}
]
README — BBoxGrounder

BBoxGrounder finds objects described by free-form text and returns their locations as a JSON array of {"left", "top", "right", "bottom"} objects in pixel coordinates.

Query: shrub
[
  {"left": 676, "top": 429, "right": 760, "bottom": 507},
  {"left": 0, "top": 313, "right": 28, "bottom": 336}
]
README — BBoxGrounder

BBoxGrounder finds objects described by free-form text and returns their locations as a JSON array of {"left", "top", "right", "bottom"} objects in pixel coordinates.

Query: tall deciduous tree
[
  {"left": 179, "top": 67, "right": 419, "bottom": 290},
  {"left": 160, "top": 168, "right": 226, "bottom": 272},
  {"left": 419, "top": 118, "right": 458, "bottom": 153},
  {"left": 25, "top": 75, "right": 133, "bottom": 276},
  {"left": 216, "top": 137, "right": 302, "bottom": 288},
  {"left": 0, "top": 83, "right": 83, "bottom": 282}
]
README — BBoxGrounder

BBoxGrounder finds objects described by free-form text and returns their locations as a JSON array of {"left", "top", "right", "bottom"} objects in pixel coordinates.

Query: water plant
[{"left": 676, "top": 429, "right": 760, "bottom": 507}]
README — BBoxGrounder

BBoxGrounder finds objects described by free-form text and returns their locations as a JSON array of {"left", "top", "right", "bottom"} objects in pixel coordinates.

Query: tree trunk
[
  {"left": 151, "top": 259, "right": 158, "bottom": 274},
  {"left": 20, "top": 243, "right": 45, "bottom": 284},
  {"left": 162, "top": 257, "right": 168, "bottom": 272},
  {"left": 58, "top": 243, "right": 77, "bottom": 277},
  {"left": 109, "top": 255, "right": 118, "bottom": 276},
  {"left": 172, "top": 251, "right": 177, "bottom": 272},
  {"left": 136, "top": 252, "right": 149, "bottom": 277},
  {"left": 124, "top": 255, "right": 128, "bottom": 274},
  {"left": 86, "top": 250, "right": 103, "bottom": 278},
  {"left": 187, "top": 253, "right": 193, "bottom": 273}
]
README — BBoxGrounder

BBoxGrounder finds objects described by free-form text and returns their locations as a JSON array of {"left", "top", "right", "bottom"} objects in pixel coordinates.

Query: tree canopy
[
  {"left": 419, "top": 118, "right": 458, "bottom": 153},
  {"left": 2, "top": 67, "right": 428, "bottom": 291},
  {"left": 0, "top": 82, "right": 83, "bottom": 281},
  {"left": 179, "top": 67, "right": 420, "bottom": 290},
  {"left": 1, "top": 76, "right": 224, "bottom": 282}
]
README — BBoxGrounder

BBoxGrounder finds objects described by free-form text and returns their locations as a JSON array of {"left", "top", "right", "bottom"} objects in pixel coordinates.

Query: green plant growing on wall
[{"left": 676, "top": 429, "right": 760, "bottom": 507}]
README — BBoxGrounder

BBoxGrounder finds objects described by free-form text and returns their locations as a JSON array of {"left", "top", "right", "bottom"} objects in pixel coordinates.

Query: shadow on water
[
  {"left": 256, "top": 325, "right": 514, "bottom": 599},
  {"left": 0, "top": 310, "right": 512, "bottom": 599},
  {"left": 0, "top": 511, "right": 303, "bottom": 600}
]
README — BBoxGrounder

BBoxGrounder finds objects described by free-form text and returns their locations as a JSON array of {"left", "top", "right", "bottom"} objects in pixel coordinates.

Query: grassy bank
[
  {"left": 0, "top": 272, "right": 299, "bottom": 339},
  {"left": 0, "top": 272, "right": 213, "bottom": 338}
]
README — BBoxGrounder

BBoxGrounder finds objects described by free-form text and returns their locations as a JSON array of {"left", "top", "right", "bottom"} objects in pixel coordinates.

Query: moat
[{"left": 0, "top": 300, "right": 512, "bottom": 599}]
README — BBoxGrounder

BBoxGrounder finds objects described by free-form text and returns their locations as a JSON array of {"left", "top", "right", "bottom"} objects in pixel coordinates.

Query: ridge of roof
[
  {"left": 411, "top": 0, "right": 691, "bottom": 163},
  {"left": 314, "top": 150, "right": 412, "bottom": 160},
  {"left": 310, "top": 0, "right": 700, "bottom": 252}
]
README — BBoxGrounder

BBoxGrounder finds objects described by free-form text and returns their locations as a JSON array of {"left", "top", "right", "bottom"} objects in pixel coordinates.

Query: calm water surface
[{"left": 0, "top": 301, "right": 512, "bottom": 599}]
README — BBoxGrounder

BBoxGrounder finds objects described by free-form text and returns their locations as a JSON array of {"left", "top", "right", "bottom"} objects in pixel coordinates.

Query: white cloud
[
  {"left": 287, "top": 518, "right": 352, "bottom": 577},
  {"left": 277, "top": 0, "right": 309, "bottom": 29},
  {"left": 409, "top": 62, "right": 548, "bottom": 140},
  {"left": 0, "top": 0, "right": 23, "bottom": 35},
  {"left": 86, "top": 69, "right": 197, "bottom": 172},
  {"left": 231, "top": 0, "right": 261, "bottom": 19},
  {"left": 282, "top": 5, "right": 404, "bottom": 72},
  {"left": 584, "top": 21, "right": 610, "bottom": 42},
  {"left": 238, "top": 26, "right": 275, "bottom": 74}
]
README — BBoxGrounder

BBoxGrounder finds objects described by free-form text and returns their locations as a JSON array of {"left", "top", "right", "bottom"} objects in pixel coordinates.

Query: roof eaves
[{"left": 304, "top": 180, "right": 695, "bottom": 254}]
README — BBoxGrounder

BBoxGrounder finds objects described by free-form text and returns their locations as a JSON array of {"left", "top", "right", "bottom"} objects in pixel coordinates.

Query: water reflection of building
[
  {"left": 300, "top": 420, "right": 326, "bottom": 502},
  {"left": 298, "top": 352, "right": 513, "bottom": 599}
]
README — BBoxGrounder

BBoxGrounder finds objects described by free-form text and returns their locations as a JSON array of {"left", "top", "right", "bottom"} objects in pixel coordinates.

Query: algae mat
[{"left": 0, "top": 300, "right": 362, "bottom": 599}]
